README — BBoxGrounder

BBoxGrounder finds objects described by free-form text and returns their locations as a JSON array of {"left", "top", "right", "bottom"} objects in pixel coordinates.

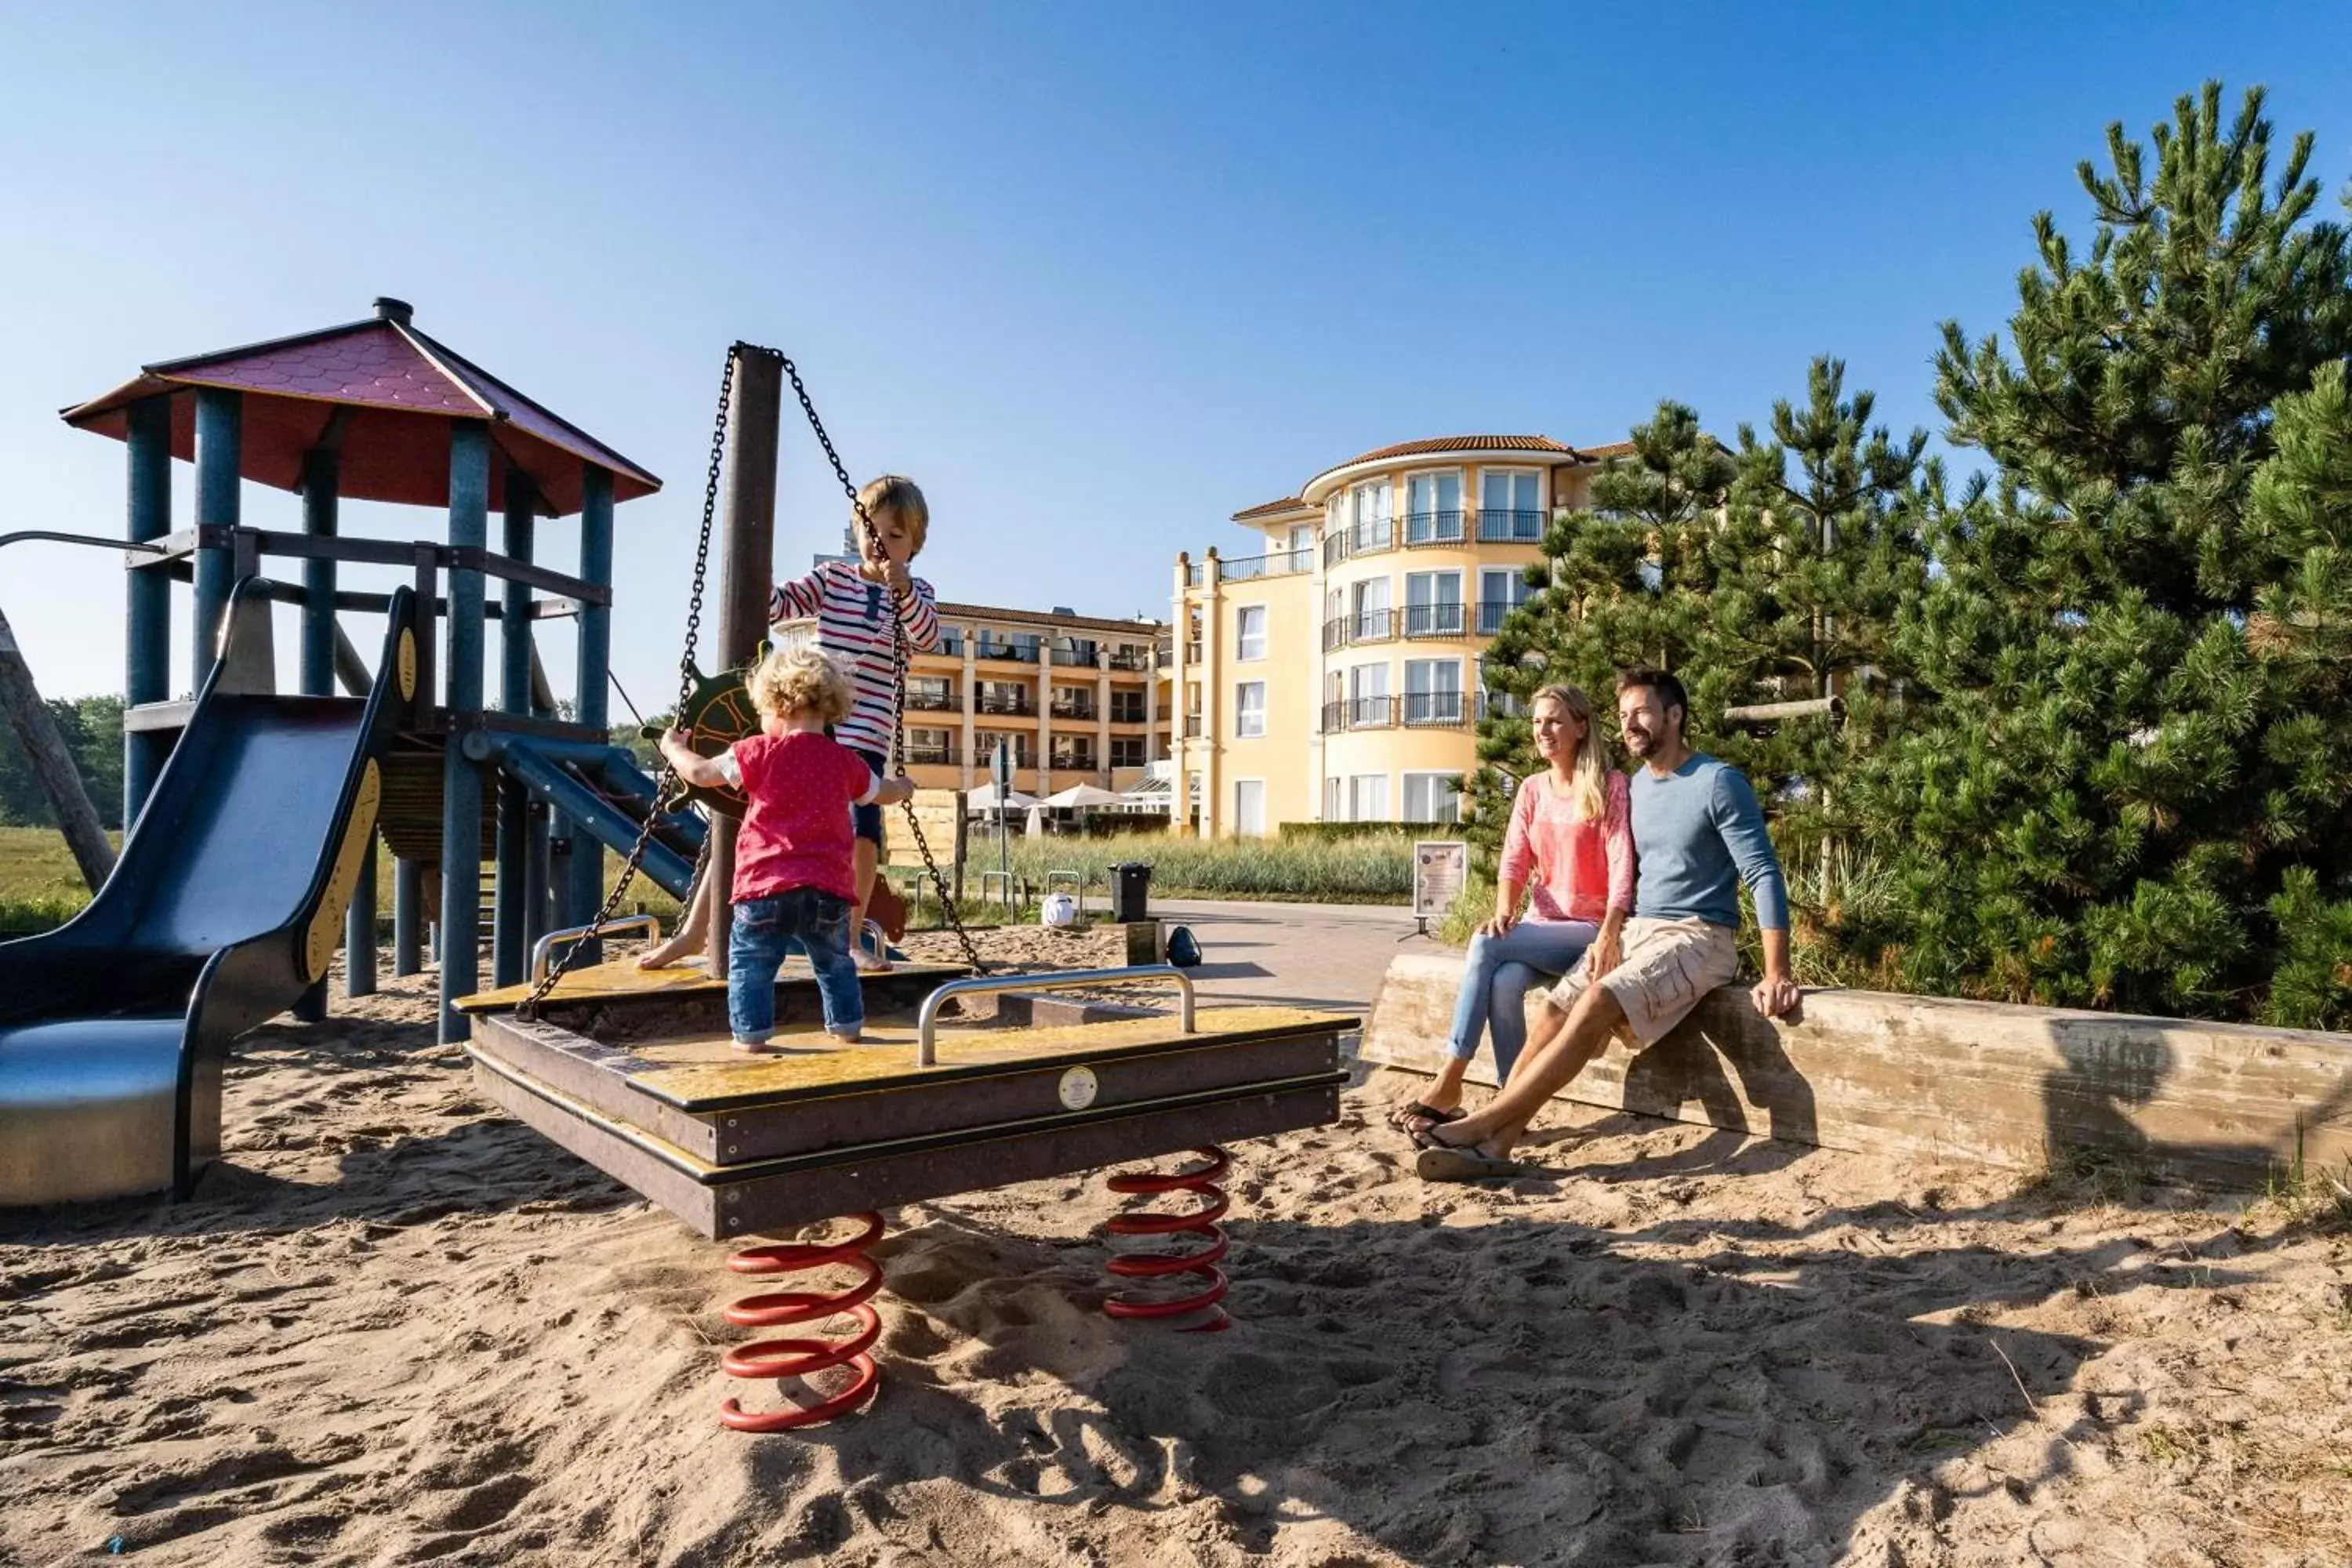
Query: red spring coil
[
  {"left": 717, "top": 1210, "right": 885, "bottom": 1432},
  {"left": 1102, "top": 1145, "right": 1233, "bottom": 1333}
]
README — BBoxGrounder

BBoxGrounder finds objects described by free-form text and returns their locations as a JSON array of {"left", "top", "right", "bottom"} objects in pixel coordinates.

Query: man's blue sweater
[{"left": 1628, "top": 753, "right": 1790, "bottom": 931}]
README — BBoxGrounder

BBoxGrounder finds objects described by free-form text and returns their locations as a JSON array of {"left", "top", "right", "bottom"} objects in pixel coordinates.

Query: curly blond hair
[
  {"left": 748, "top": 646, "right": 853, "bottom": 726},
  {"left": 858, "top": 474, "right": 929, "bottom": 557}
]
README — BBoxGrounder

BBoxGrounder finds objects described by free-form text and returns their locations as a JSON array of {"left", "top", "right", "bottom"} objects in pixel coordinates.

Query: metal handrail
[
  {"left": 0, "top": 529, "right": 167, "bottom": 557},
  {"left": 914, "top": 964, "right": 1196, "bottom": 1066},
  {"left": 531, "top": 914, "right": 662, "bottom": 981}
]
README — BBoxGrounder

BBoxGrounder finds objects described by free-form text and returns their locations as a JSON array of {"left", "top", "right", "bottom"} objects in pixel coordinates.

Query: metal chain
[
  {"left": 517, "top": 350, "right": 737, "bottom": 1018},
  {"left": 753, "top": 342, "right": 989, "bottom": 975}
]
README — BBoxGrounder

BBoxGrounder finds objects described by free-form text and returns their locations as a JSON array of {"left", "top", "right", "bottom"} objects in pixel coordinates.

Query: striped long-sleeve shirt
[{"left": 767, "top": 561, "right": 941, "bottom": 757}]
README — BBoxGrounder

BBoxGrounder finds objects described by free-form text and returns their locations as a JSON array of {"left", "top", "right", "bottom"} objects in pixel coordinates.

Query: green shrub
[
  {"left": 959, "top": 831, "right": 1412, "bottom": 903},
  {"left": 1276, "top": 820, "right": 1454, "bottom": 844}
]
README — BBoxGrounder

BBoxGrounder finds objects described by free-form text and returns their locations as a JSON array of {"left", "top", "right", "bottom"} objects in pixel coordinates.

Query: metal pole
[
  {"left": 706, "top": 349, "right": 782, "bottom": 978},
  {"left": 299, "top": 447, "right": 339, "bottom": 697},
  {"left": 437, "top": 422, "right": 491, "bottom": 1041},
  {"left": 192, "top": 388, "right": 241, "bottom": 686},
  {"left": 344, "top": 833, "right": 379, "bottom": 998},
  {"left": 124, "top": 396, "right": 172, "bottom": 825},
  {"left": 492, "top": 473, "right": 534, "bottom": 989},
  {"left": 568, "top": 465, "right": 614, "bottom": 953}
]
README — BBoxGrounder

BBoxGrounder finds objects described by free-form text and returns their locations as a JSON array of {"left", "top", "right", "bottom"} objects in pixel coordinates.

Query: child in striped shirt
[{"left": 641, "top": 475, "right": 939, "bottom": 972}]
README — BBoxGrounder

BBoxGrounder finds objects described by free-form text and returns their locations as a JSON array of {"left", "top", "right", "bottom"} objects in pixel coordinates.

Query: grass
[
  {"left": 0, "top": 826, "right": 111, "bottom": 936},
  {"left": 960, "top": 829, "right": 1414, "bottom": 904}
]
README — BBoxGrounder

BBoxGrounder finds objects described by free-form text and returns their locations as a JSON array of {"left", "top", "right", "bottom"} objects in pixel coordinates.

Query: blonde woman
[{"left": 1390, "top": 684, "right": 1634, "bottom": 1132}]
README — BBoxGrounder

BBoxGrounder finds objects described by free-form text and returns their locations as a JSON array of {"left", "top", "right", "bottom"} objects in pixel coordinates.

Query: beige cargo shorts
[{"left": 1546, "top": 915, "right": 1739, "bottom": 1046}]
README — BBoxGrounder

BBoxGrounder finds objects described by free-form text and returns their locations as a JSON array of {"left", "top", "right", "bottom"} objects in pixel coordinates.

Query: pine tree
[
  {"left": 1471, "top": 361, "right": 1931, "bottom": 911},
  {"left": 1842, "top": 84, "right": 2352, "bottom": 1025}
]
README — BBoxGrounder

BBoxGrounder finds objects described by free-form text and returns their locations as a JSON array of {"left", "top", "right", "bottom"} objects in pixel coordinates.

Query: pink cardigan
[{"left": 1497, "top": 770, "right": 1635, "bottom": 924}]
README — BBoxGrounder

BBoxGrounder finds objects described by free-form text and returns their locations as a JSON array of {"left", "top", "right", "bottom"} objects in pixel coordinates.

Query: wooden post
[
  {"left": 568, "top": 465, "right": 614, "bottom": 953},
  {"left": 123, "top": 395, "right": 172, "bottom": 825},
  {"left": 706, "top": 350, "right": 782, "bottom": 978},
  {"left": 437, "top": 423, "right": 492, "bottom": 1041},
  {"left": 192, "top": 388, "right": 241, "bottom": 686},
  {"left": 0, "top": 597, "right": 115, "bottom": 891},
  {"left": 492, "top": 472, "right": 535, "bottom": 989}
]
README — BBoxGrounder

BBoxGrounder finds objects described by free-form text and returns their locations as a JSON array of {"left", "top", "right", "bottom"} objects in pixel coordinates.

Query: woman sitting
[{"left": 1389, "top": 683, "right": 1633, "bottom": 1131}]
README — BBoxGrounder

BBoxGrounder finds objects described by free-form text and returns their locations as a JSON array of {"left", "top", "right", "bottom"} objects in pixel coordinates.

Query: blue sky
[{"left": 3, "top": 2, "right": 2349, "bottom": 706}]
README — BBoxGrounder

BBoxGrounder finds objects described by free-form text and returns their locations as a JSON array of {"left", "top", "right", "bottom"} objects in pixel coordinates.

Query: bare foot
[
  {"left": 826, "top": 1029, "right": 862, "bottom": 1044},
  {"left": 851, "top": 948, "right": 892, "bottom": 974},
  {"left": 637, "top": 935, "right": 703, "bottom": 971},
  {"left": 731, "top": 1036, "right": 774, "bottom": 1054}
]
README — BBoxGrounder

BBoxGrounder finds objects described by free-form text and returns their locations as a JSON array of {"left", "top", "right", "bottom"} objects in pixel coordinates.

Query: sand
[{"left": 3, "top": 935, "right": 2350, "bottom": 1566}]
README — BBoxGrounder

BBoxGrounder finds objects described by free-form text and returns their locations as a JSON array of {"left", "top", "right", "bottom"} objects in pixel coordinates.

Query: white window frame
[
  {"left": 1403, "top": 771, "right": 1462, "bottom": 824},
  {"left": 1236, "top": 681, "right": 1266, "bottom": 738},
  {"left": 1323, "top": 775, "right": 1343, "bottom": 821},
  {"left": 1405, "top": 569, "right": 1464, "bottom": 636},
  {"left": 1403, "top": 468, "right": 1465, "bottom": 543},
  {"left": 1348, "top": 772, "right": 1389, "bottom": 822},
  {"left": 1235, "top": 604, "right": 1268, "bottom": 662},
  {"left": 1479, "top": 467, "right": 1544, "bottom": 539},
  {"left": 1233, "top": 778, "right": 1268, "bottom": 837}
]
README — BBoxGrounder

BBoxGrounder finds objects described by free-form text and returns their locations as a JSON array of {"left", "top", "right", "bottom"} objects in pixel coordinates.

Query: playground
[{"left": 1, "top": 299, "right": 2347, "bottom": 1566}]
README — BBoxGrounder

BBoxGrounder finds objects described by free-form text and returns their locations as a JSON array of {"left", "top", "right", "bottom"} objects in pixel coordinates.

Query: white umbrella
[
  {"left": 967, "top": 782, "right": 1038, "bottom": 812},
  {"left": 1042, "top": 782, "right": 1126, "bottom": 810},
  {"left": 1024, "top": 804, "right": 1044, "bottom": 839}
]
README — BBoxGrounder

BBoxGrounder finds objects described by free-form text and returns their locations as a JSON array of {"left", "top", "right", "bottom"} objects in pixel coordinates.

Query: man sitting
[{"left": 1416, "top": 666, "right": 1802, "bottom": 1181}]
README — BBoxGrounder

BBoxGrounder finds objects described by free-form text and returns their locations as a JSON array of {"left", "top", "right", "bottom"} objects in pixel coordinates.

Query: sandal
[
  {"left": 1409, "top": 1121, "right": 1520, "bottom": 1181},
  {"left": 1385, "top": 1100, "right": 1465, "bottom": 1132}
]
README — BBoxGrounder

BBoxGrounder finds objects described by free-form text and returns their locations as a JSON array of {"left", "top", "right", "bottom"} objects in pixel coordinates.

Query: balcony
[
  {"left": 1402, "top": 602, "right": 1467, "bottom": 639},
  {"left": 936, "top": 632, "right": 965, "bottom": 657},
  {"left": 1477, "top": 598, "right": 1521, "bottom": 636},
  {"left": 906, "top": 743, "right": 960, "bottom": 766},
  {"left": 1050, "top": 646, "right": 1097, "bottom": 667},
  {"left": 1185, "top": 641, "right": 1203, "bottom": 662},
  {"left": 1476, "top": 508, "right": 1546, "bottom": 543},
  {"left": 1108, "top": 647, "right": 1153, "bottom": 673},
  {"left": 1402, "top": 691, "right": 1471, "bottom": 728},
  {"left": 1322, "top": 519, "right": 1398, "bottom": 568},
  {"left": 1211, "top": 550, "right": 1312, "bottom": 584},
  {"left": 974, "top": 641, "right": 1040, "bottom": 664},
  {"left": 906, "top": 688, "right": 960, "bottom": 712},
  {"left": 976, "top": 694, "right": 1035, "bottom": 717},
  {"left": 1109, "top": 702, "right": 1148, "bottom": 724},
  {"left": 1352, "top": 608, "right": 1396, "bottom": 644},
  {"left": 1184, "top": 714, "right": 1203, "bottom": 739},
  {"left": 1048, "top": 750, "right": 1099, "bottom": 772},
  {"left": 1403, "top": 509, "right": 1466, "bottom": 547},
  {"left": 975, "top": 738, "right": 1035, "bottom": 770},
  {"left": 1321, "top": 696, "right": 1398, "bottom": 732},
  {"left": 1049, "top": 698, "right": 1098, "bottom": 723}
]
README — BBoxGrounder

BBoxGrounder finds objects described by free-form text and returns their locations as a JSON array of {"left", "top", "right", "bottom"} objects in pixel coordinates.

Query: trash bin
[{"left": 1108, "top": 861, "right": 1152, "bottom": 924}]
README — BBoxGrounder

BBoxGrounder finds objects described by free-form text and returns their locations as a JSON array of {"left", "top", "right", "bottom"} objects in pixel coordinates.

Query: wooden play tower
[{"left": 60, "top": 298, "right": 663, "bottom": 1038}]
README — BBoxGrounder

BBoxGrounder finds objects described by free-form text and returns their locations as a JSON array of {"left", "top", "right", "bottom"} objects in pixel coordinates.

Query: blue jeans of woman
[
  {"left": 728, "top": 887, "right": 862, "bottom": 1044},
  {"left": 1447, "top": 918, "right": 1599, "bottom": 1082}
]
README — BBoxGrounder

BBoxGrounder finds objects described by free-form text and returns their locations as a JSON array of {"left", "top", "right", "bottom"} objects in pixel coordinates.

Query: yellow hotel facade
[{"left": 1170, "top": 434, "right": 1629, "bottom": 837}]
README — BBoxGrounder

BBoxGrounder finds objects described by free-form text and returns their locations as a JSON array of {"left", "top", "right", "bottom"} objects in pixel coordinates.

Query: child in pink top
[
  {"left": 659, "top": 648, "right": 913, "bottom": 1050},
  {"left": 1390, "top": 684, "right": 1635, "bottom": 1131}
]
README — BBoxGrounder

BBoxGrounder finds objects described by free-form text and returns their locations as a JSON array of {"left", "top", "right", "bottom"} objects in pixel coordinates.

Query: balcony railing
[
  {"left": 1185, "top": 562, "right": 1207, "bottom": 587},
  {"left": 1477, "top": 507, "right": 1546, "bottom": 543},
  {"left": 1050, "top": 699, "right": 1098, "bottom": 722},
  {"left": 1050, "top": 646, "right": 1096, "bottom": 666},
  {"left": 976, "top": 741, "right": 1035, "bottom": 769},
  {"left": 976, "top": 695, "right": 1035, "bottom": 717},
  {"left": 1212, "top": 550, "right": 1312, "bottom": 583},
  {"left": 974, "top": 641, "right": 1040, "bottom": 664},
  {"left": 1477, "top": 597, "right": 1523, "bottom": 636},
  {"left": 1402, "top": 691, "right": 1469, "bottom": 728},
  {"left": 1320, "top": 695, "right": 1398, "bottom": 732},
  {"left": 1048, "top": 752, "right": 1099, "bottom": 771},
  {"left": 1402, "top": 602, "right": 1466, "bottom": 638},
  {"left": 1322, "top": 519, "right": 1398, "bottom": 568},
  {"left": 906, "top": 744, "right": 960, "bottom": 766},
  {"left": 1403, "top": 509, "right": 1466, "bottom": 546},
  {"left": 1154, "top": 644, "right": 1176, "bottom": 669},
  {"left": 1184, "top": 714, "right": 1203, "bottom": 738},
  {"left": 1185, "top": 641, "right": 1203, "bottom": 662},
  {"left": 1109, "top": 702, "right": 1148, "bottom": 724},
  {"left": 1320, "top": 608, "right": 1398, "bottom": 650},
  {"left": 1108, "top": 648, "right": 1154, "bottom": 672},
  {"left": 906, "top": 688, "right": 960, "bottom": 712}
]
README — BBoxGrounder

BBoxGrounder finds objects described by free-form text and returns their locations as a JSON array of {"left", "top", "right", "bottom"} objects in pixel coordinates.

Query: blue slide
[{"left": 0, "top": 580, "right": 416, "bottom": 1207}]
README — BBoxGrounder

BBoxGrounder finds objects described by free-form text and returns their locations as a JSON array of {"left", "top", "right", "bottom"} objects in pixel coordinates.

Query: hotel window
[
  {"left": 1403, "top": 659, "right": 1463, "bottom": 725},
  {"left": 1479, "top": 470, "right": 1543, "bottom": 539},
  {"left": 1348, "top": 774, "right": 1389, "bottom": 822},
  {"left": 1234, "top": 779, "right": 1267, "bottom": 837},
  {"left": 1236, "top": 681, "right": 1266, "bottom": 738},
  {"left": 1109, "top": 688, "right": 1146, "bottom": 723},
  {"left": 1111, "top": 735, "right": 1146, "bottom": 768},
  {"left": 1348, "top": 662, "right": 1388, "bottom": 726},
  {"left": 1403, "top": 771, "right": 1462, "bottom": 824},
  {"left": 1287, "top": 523, "right": 1313, "bottom": 570},
  {"left": 1236, "top": 604, "right": 1267, "bottom": 661},
  {"left": 1352, "top": 479, "right": 1393, "bottom": 549},
  {"left": 1479, "top": 567, "right": 1534, "bottom": 634},
  {"left": 1405, "top": 471, "right": 1465, "bottom": 543},
  {"left": 1324, "top": 776, "right": 1343, "bottom": 821},
  {"left": 906, "top": 727, "right": 956, "bottom": 764},
  {"left": 1351, "top": 576, "right": 1391, "bottom": 639},
  {"left": 1050, "top": 735, "right": 1096, "bottom": 769},
  {"left": 1404, "top": 571, "right": 1463, "bottom": 636},
  {"left": 907, "top": 674, "right": 957, "bottom": 710},
  {"left": 977, "top": 680, "right": 1032, "bottom": 715}
]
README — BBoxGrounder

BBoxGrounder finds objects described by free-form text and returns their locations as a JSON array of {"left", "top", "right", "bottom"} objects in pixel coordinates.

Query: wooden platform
[
  {"left": 465, "top": 967, "right": 1352, "bottom": 1238},
  {"left": 1361, "top": 952, "right": 2352, "bottom": 1186}
]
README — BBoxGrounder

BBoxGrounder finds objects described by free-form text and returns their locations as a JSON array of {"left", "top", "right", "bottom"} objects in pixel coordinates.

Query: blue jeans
[
  {"left": 728, "top": 888, "right": 862, "bottom": 1043},
  {"left": 1447, "top": 918, "right": 1599, "bottom": 1081}
]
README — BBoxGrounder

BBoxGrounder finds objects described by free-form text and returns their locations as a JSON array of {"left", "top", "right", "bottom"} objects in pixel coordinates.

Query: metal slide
[{"left": 0, "top": 580, "right": 418, "bottom": 1207}]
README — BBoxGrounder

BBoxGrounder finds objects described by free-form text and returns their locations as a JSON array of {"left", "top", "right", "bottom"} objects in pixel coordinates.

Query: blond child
[
  {"left": 658, "top": 647, "right": 913, "bottom": 1047},
  {"left": 642, "top": 475, "right": 938, "bottom": 971}
]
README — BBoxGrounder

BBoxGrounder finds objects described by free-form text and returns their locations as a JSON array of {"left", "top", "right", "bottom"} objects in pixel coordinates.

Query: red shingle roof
[
  {"left": 1329, "top": 434, "right": 1576, "bottom": 470},
  {"left": 1229, "top": 495, "right": 1313, "bottom": 521}
]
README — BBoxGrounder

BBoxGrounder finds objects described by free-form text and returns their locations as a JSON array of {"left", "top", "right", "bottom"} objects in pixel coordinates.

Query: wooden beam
[
  {"left": 1359, "top": 951, "right": 2352, "bottom": 1186},
  {"left": 1722, "top": 696, "right": 1843, "bottom": 726},
  {"left": 0, "top": 598, "right": 115, "bottom": 891}
]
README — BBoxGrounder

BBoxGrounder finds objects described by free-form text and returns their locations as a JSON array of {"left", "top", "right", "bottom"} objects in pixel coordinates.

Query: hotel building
[{"left": 1169, "top": 434, "right": 1630, "bottom": 837}]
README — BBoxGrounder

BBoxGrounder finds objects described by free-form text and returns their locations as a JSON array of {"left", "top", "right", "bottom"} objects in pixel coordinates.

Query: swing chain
[
  {"left": 750, "top": 342, "right": 990, "bottom": 977},
  {"left": 517, "top": 350, "right": 737, "bottom": 1018}
]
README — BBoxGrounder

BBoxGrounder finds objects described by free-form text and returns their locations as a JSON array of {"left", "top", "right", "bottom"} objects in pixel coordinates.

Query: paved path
[{"left": 1147, "top": 898, "right": 1444, "bottom": 1015}]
